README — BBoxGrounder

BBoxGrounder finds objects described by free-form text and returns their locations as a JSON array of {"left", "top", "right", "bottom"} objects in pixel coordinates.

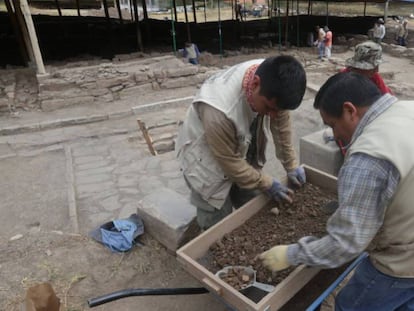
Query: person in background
[
  {"left": 175, "top": 56, "right": 307, "bottom": 230},
  {"left": 235, "top": 1, "right": 243, "bottom": 21},
  {"left": 324, "top": 26, "right": 333, "bottom": 59},
  {"left": 373, "top": 18, "right": 386, "bottom": 44},
  {"left": 260, "top": 71, "right": 414, "bottom": 311},
  {"left": 329, "top": 41, "right": 393, "bottom": 156},
  {"left": 314, "top": 25, "right": 326, "bottom": 60},
  {"left": 397, "top": 18, "right": 409, "bottom": 46},
  {"left": 182, "top": 42, "right": 200, "bottom": 65},
  {"left": 342, "top": 41, "right": 392, "bottom": 95}
]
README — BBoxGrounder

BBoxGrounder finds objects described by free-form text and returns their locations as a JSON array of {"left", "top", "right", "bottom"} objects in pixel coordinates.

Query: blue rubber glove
[
  {"left": 287, "top": 166, "right": 306, "bottom": 187},
  {"left": 266, "top": 179, "right": 293, "bottom": 203}
]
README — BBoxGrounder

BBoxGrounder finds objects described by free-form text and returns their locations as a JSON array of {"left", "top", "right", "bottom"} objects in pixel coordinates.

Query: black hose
[{"left": 88, "top": 287, "right": 209, "bottom": 307}]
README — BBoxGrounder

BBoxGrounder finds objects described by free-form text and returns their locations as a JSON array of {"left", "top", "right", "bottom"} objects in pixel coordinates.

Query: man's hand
[
  {"left": 287, "top": 166, "right": 306, "bottom": 187},
  {"left": 259, "top": 245, "right": 290, "bottom": 272},
  {"left": 266, "top": 179, "right": 293, "bottom": 203}
]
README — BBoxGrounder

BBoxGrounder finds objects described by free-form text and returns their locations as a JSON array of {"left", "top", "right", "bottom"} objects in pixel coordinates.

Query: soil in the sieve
[
  {"left": 201, "top": 183, "right": 337, "bottom": 286},
  {"left": 216, "top": 266, "right": 255, "bottom": 290}
]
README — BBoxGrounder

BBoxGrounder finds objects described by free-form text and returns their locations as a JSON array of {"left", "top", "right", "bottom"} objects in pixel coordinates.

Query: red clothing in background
[{"left": 341, "top": 67, "right": 393, "bottom": 95}]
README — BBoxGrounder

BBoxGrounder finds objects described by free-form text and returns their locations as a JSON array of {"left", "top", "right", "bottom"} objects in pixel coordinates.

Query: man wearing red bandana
[{"left": 176, "top": 56, "right": 307, "bottom": 230}]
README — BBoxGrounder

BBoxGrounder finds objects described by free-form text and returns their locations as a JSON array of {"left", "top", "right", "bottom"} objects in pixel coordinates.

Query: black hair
[
  {"left": 313, "top": 72, "right": 382, "bottom": 118},
  {"left": 255, "top": 55, "right": 306, "bottom": 110}
]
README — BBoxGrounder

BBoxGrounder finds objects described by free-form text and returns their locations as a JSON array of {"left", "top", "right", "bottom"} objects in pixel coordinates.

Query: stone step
[{"left": 136, "top": 187, "right": 199, "bottom": 253}]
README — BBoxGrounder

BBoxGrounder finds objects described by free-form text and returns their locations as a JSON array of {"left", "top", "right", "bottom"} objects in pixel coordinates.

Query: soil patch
[
  {"left": 198, "top": 183, "right": 343, "bottom": 309},
  {"left": 203, "top": 183, "right": 336, "bottom": 285}
]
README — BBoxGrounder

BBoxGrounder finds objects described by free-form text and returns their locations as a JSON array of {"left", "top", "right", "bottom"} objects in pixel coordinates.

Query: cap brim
[{"left": 345, "top": 58, "right": 378, "bottom": 70}]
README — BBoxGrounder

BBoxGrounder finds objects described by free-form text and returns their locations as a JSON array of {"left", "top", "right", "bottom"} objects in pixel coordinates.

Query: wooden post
[
  {"left": 284, "top": 0, "right": 289, "bottom": 47},
  {"left": 115, "top": 0, "right": 123, "bottom": 23},
  {"left": 5, "top": 0, "right": 29, "bottom": 64},
  {"left": 54, "top": 0, "right": 62, "bottom": 16},
  {"left": 192, "top": 0, "right": 197, "bottom": 23},
  {"left": 173, "top": 0, "right": 178, "bottom": 22},
  {"left": 18, "top": 0, "right": 46, "bottom": 74},
  {"left": 296, "top": 0, "right": 299, "bottom": 47},
  {"left": 203, "top": 0, "right": 207, "bottom": 21},
  {"left": 384, "top": 0, "right": 389, "bottom": 22},
  {"left": 142, "top": 0, "right": 148, "bottom": 20},
  {"left": 267, "top": 0, "right": 270, "bottom": 18},
  {"left": 76, "top": 0, "right": 81, "bottom": 16},
  {"left": 102, "top": 0, "right": 110, "bottom": 22},
  {"left": 132, "top": 0, "right": 143, "bottom": 51},
  {"left": 183, "top": 0, "right": 191, "bottom": 42}
]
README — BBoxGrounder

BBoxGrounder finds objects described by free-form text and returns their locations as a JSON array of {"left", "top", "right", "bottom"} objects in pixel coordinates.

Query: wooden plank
[
  {"left": 177, "top": 166, "right": 339, "bottom": 311},
  {"left": 257, "top": 265, "right": 320, "bottom": 310},
  {"left": 303, "top": 164, "right": 338, "bottom": 193},
  {"left": 177, "top": 252, "right": 259, "bottom": 310},
  {"left": 137, "top": 119, "right": 157, "bottom": 156}
]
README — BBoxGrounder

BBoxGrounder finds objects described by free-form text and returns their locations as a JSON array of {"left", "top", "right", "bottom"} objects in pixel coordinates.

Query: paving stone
[
  {"left": 76, "top": 160, "right": 111, "bottom": 171},
  {"left": 137, "top": 187, "right": 198, "bottom": 252},
  {"left": 74, "top": 155, "right": 106, "bottom": 165},
  {"left": 118, "top": 201, "right": 139, "bottom": 219},
  {"left": 76, "top": 181, "right": 115, "bottom": 197},
  {"left": 100, "top": 195, "right": 120, "bottom": 211},
  {"left": 76, "top": 173, "right": 112, "bottom": 185},
  {"left": 117, "top": 174, "right": 139, "bottom": 187},
  {"left": 119, "top": 187, "right": 140, "bottom": 195},
  {"left": 75, "top": 166, "right": 114, "bottom": 176},
  {"left": 138, "top": 176, "right": 164, "bottom": 194}
]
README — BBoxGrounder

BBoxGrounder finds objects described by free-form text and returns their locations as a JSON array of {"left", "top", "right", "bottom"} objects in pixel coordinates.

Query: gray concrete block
[
  {"left": 137, "top": 187, "right": 198, "bottom": 253},
  {"left": 300, "top": 129, "right": 343, "bottom": 176}
]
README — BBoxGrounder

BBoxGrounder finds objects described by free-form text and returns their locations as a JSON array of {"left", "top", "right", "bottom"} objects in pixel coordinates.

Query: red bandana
[{"left": 242, "top": 64, "right": 259, "bottom": 105}]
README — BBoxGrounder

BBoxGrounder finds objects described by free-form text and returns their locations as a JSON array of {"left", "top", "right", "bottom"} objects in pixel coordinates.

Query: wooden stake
[{"left": 137, "top": 119, "right": 157, "bottom": 156}]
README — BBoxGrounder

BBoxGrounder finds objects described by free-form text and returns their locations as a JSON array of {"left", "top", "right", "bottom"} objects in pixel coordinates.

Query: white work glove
[
  {"left": 287, "top": 166, "right": 306, "bottom": 187},
  {"left": 259, "top": 245, "right": 290, "bottom": 272},
  {"left": 266, "top": 179, "right": 293, "bottom": 203}
]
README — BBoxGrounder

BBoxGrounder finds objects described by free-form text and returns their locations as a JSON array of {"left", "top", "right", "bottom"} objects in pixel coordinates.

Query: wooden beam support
[
  {"left": 102, "top": 0, "right": 110, "bottom": 23},
  {"left": 76, "top": 0, "right": 81, "bottom": 16},
  {"left": 191, "top": 0, "right": 197, "bottom": 23},
  {"left": 115, "top": 0, "right": 123, "bottom": 23},
  {"left": 18, "top": 0, "right": 46, "bottom": 74},
  {"left": 183, "top": 0, "right": 191, "bottom": 42},
  {"left": 142, "top": 0, "right": 148, "bottom": 20},
  {"left": 132, "top": 0, "right": 143, "bottom": 51},
  {"left": 54, "top": 0, "right": 62, "bottom": 16},
  {"left": 4, "top": 0, "right": 29, "bottom": 64}
]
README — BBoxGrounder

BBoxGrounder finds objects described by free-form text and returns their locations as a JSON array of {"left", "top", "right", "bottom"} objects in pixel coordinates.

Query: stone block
[
  {"left": 300, "top": 129, "right": 343, "bottom": 176},
  {"left": 160, "top": 77, "right": 198, "bottom": 89},
  {"left": 166, "top": 66, "right": 199, "bottom": 78},
  {"left": 137, "top": 187, "right": 198, "bottom": 252},
  {"left": 119, "top": 83, "right": 154, "bottom": 99}
]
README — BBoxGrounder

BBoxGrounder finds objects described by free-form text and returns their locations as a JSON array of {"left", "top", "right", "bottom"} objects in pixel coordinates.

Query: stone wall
[
  {"left": 37, "top": 55, "right": 218, "bottom": 112},
  {"left": 0, "top": 68, "right": 39, "bottom": 113},
  {"left": 0, "top": 54, "right": 218, "bottom": 114}
]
